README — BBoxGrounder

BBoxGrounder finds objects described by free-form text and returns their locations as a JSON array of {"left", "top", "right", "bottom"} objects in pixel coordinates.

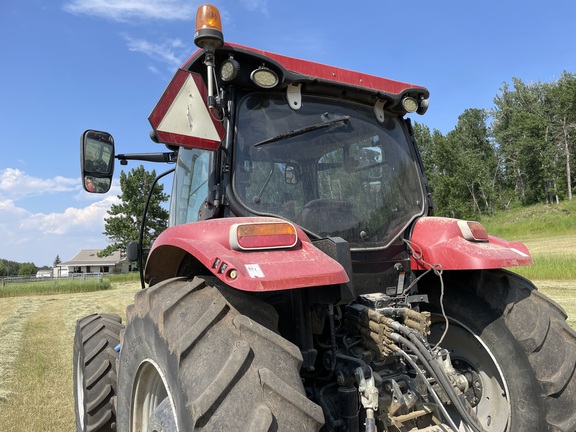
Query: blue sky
[{"left": 1, "top": 0, "right": 575, "bottom": 267}]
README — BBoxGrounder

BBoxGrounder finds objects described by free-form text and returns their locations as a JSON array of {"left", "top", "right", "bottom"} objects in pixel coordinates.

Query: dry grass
[
  {"left": 0, "top": 282, "right": 137, "bottom": 432},
  {"left": 536, "top": 280, "right": 576, "bottom": 330},
  {"left": 522, "top": 234, "right": 576, "bottom": 258},
  {"left": 0, "top": 299, "right": 45, "bottom": 402},
  {"left": 508, "top": 234, "right": 576, "bottom": 280}
]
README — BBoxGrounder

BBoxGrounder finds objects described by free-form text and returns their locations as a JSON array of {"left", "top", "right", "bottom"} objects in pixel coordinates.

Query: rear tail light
[
  {"left": 458, "top": 220, "right": 489, "bottom": 242},
  {"left": 230, "top": 221, "right": 298, "bottom": 250}
]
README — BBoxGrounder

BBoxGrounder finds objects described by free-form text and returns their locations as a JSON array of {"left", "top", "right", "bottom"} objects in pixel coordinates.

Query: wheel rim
[
  {"left": 430, "top": 315, "right": 511, "bottom": 431},
  {"left": 75, "top": 355, "right": 85, "bottom": 431},
  {"left": 131, "top": 359, "right": 177, "bottom": 432}
]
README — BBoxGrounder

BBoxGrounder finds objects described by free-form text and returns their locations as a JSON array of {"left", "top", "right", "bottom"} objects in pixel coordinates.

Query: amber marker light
[
  {"left": 230, "top": 222, "right": 298, "bottom": 250},
  {"left": 194, "top": 4, "right": 224, "bottom": 49},
  {"left": 458, "top": 220, "right": 489, "bottom": 242}
]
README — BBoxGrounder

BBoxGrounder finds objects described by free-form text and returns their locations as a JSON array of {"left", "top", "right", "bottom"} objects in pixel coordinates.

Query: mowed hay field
[
  {"left": 0, "top": 252, "right": 574, "bottom": 431},
  {"left": 0, "top": 282, "right": 137, "bottom": 432}
]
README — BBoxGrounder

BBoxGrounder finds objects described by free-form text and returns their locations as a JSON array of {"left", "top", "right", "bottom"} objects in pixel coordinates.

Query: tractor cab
[
  {"left": 83, "top": 7, "right": 433, "bottom": 296},
  {"left": 143, "top": 7, "right": 432, "bottom": 296}
]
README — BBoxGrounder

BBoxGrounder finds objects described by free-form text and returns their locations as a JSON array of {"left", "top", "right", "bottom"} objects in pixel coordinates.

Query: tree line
[
  {"left": 413, "top": 71, "right": 576, "bottom": 219},
  {"left": 0, "top": 257, "right": 57, "bottom": 277}
]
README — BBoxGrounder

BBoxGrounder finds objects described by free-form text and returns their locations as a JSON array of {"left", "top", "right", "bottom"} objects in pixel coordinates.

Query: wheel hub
[
  {"left": 430, "top": 317, "right": 511, "bottom": 431},
  {"left": 132, "top": 360, "right": 177, "bottom": 432},
  {"left": 453, "top": 359, "right": 483, "bottom": 408}
]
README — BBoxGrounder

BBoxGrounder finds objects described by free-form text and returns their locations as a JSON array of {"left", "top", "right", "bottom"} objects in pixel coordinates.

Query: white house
[
  {"left": 36, "top": 269, "right": 53, "bottom": 278},
  {"left": 60, "top": 249, "right": 131, "bottom": 275}
]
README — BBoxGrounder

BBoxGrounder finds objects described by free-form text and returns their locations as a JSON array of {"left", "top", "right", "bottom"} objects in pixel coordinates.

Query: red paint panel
[
  {"left": 154, "top": 131, "right": 220, "bottom": 150},
  {"left": 261, "top": 48, "right": 425, "bottom": 95},
  {"left": 148, "top": 217, "right": 349, "bottom": 291},
  {"left": 409, "top": 217, "right": 533, "bottom": 270},
  {"left": 182, "top": 44, "right": 428, "bottom": 96}
]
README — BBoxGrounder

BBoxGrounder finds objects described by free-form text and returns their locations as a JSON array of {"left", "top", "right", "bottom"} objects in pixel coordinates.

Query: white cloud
[
  {"left": 0, "top": 196, "right": 121, "bottom": 265},
  {"left": 0, "top": 171, "right": 121, "bottom": 266},
  {"left": 0, "top": 200, "right": 31, "bottom": 232},
  {"left": 123, "top": 36, "right": 190, "bottom": 69},
  {"left": 20, "top": 195, "right": 120, "bottom": 235},
  {"left": 147, "top": 65, "right": 161, "bottom": 75},
  {"left": 0, "top": 168, "right": 79, "bottom": 199},
  {"left": 62, "top": 0, "right": 197, "bottom": 22},
  {"left": 240, "top": 0, "right": 268, "bottom": 14}
]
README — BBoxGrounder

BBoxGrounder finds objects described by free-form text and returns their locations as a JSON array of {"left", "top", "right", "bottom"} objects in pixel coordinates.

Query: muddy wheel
[
  {"left": 421, "top": 269, "right": 576, "bottom": 432},
  {"left": 116, "top": 276, "right": 325, "bottom": 431},
  {"left": 74, "top": 313, "right": 123, "bottom": 432}
]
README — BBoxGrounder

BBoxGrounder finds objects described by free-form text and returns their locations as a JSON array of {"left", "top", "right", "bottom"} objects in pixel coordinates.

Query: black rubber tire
[
  {"left": 116, "top": 276, "right": 325, "bottom": 431},
  {"left": 74, "top": 313, "right": 124, "bottom": 432},
  {"left": 420, "top": 269, "right": 576, "bottom": 432}
]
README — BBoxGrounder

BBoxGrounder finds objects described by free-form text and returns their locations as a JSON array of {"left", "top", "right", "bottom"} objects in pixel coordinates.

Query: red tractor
[{"left": 74, "top": 5, "right": 576, "bottom": 432}]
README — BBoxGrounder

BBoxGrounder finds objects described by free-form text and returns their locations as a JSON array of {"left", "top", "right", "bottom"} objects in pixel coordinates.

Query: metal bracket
[
  {"left": 287, "top": 83, "right": 302, "bottom": 110},
  {"left": 373, "top": 99, "right": 386, "bottom": 123}
]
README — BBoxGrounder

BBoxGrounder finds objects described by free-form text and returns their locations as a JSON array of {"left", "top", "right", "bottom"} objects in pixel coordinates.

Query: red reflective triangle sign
[{"left": 149, "top": 69, "right": 225, "bottom": 150}]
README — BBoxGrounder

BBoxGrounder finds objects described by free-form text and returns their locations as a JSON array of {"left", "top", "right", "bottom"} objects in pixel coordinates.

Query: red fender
[
  {"left": 409, "top": 217, "right": 533, "bottom": 271},
  {"left": 145, "top": 217, "right": 349, "bottom": 291}
]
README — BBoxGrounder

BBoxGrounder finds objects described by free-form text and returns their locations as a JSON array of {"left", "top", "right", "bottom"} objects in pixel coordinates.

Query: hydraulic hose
[
  {"left": 408, "top": 334, "right": 483, "bottom": 432},
  {"left": 390, "top": 334, "right": 460, "bottom": 432},
  {"left": 365, "top": 415, "right": 376, "bottom": 432},
  {"left": 389, "top": 322, "right": 485, "bottom": 432}
]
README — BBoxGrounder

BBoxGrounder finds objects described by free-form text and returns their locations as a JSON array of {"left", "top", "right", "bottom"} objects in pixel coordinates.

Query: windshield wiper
[{"left": 253, "top": 115, "right": 350, "bottom": 147}]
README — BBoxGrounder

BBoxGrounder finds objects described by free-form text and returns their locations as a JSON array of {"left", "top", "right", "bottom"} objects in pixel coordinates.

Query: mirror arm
[{"left": 116, "top": 152, "right": 177, "bottom": 165}]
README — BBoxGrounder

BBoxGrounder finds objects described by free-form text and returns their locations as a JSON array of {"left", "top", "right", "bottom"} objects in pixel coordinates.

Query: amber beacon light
[{"left": 194, "top": 4, "right": 224, "bottom": 50}]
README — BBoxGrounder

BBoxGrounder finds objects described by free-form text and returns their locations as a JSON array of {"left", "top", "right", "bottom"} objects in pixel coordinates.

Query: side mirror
[
  {"left": 284, "top": 163, "right": 300, "bottom": 185},
  {"left": 359, "top": 146, "right": 383, "bottom": 179},
  {"left": 81, "top": 130, "right": 115, "bottom": 193},
  {"left": 126, "top": 241, "right": 140, "bottom": 262}
]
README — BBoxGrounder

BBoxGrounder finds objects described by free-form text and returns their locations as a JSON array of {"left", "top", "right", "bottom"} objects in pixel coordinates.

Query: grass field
[
  {"left": 0, "top": 281, "right": 136, "bottom": 431},
  {"left": 0, "top": 277, "right": 112, "bottom": 298},
  {"left": 0, "top": 203, "right": 574, "bottom": 431}
]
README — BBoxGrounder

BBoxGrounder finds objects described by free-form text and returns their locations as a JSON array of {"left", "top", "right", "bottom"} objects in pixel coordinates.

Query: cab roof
[{"left": 182, "top": 43, "right": 429, "bottom": 101}]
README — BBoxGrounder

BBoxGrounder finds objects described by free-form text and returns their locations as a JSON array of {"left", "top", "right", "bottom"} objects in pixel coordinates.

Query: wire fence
[{"left": 0, "top": 273, "right": 103, "bottom": 288}]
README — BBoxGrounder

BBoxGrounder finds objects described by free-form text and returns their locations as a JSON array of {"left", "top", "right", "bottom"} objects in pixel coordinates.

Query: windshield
[{"left": 233, "top": 94, "right": 425, "bottom": 249}]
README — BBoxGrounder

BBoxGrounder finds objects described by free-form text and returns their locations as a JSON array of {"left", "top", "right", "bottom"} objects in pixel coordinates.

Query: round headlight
[
  {"left": 402, "top": 97, "right": 418, "bottom": 113},
  {"left": 250, "top": 67, "right": 279, "bottom": 88},
  {"left": 220, "top": 58, "right": 240, "bottom": 82}
]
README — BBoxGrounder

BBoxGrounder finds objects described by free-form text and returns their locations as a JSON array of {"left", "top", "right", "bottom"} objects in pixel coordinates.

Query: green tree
[
  {"left": 18, "top": 262, "right": 37, "bottom": 275},
  {"left": 414, "top": 111, "right": 497, "bottom": 218},
  {"left": 0, "top": 259, "right": 20, "bottom": 277},
  {"left": 412, "top": 122, "right": 436, "bottom": 176},
  {"left": 548, "top": 71, "right": 576, "bottom": 201},
  {"left": 449, "top": 108, "right": 499, "bottom": 215},
  {"left": 100, "top": 165, "right": 169, "bottom": 258},
  {"left": 417, "top": 71, "right": 575, "bottom": 210},
  {"left": 53, "top": 255, "right": 62, "bottom": 267},
  {"left": 492, "top": 78, "right": 554, "bottom": 204}
]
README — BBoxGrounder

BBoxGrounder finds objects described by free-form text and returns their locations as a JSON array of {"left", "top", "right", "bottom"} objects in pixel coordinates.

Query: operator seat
[{"left": 300, "top": 199, "right": 360, "bottom": 237}]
